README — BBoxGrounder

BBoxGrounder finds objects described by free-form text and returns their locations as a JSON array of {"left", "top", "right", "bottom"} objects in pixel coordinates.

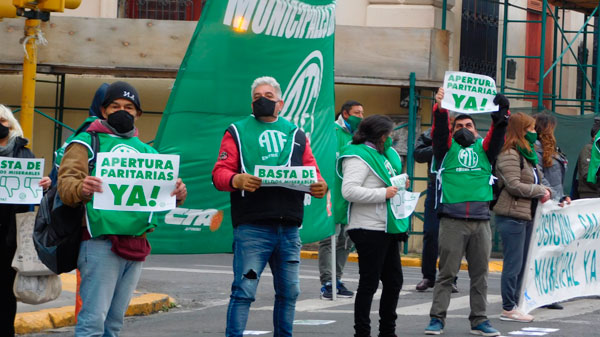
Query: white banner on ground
[
  {"left": 254, "top": 165, "right": 317, "bottom": 192},
  {"left": 0, "top": 157, "right": 44, "bottom": 204},
  {"left": 93, "top": 152, "right": 179, "bottom": 212},
  {"left": 518, "top": 198, "right": 600, "bottom": 314},
  {"left": 441, "top": 71, "right": 499, "bottom": 114}
]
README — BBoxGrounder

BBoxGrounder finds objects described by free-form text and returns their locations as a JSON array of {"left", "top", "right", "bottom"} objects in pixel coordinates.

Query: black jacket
[
  {"left": 414, "top": 128, "right": 435, "bottom": 183},
  {"left": 227, "top": 126, "right": 307, "bottom": 227},
  {"left": 1, "top": 137, "right": 35, "bottom": 248}
]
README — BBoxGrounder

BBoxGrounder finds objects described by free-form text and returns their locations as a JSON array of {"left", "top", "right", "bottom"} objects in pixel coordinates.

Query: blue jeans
[
  {"left": 496, "top": 215, "right": 533, "bottom": 311},
  {"left": 226, "top": 224, "right": 301, "bottom": 337},
  {"left": 75, "top": 238, "right": 143, "bottom": 337}
]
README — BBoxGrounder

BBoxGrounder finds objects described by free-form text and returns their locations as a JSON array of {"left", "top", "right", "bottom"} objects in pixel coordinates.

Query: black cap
[{"left": 102, "top": 81, "right": 142, "bottom": 112}]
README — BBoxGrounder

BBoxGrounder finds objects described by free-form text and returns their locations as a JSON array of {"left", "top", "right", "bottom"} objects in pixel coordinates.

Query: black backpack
[{"left": 33, "top": 132, "right": 99, "bottom": 274}]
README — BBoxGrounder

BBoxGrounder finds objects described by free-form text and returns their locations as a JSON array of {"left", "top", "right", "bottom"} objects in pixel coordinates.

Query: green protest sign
[
  {"left": 150, "top": 0, "right": 337, "bottom": 254},
  {"left": 0, "top": 157, "right": 44, "bottom": 204},
  {"left": 93, "top": 153, "right": 180, "bottom": 212},
  {"left": 441, "top": 71, "right": 499, "bottom": 113}
]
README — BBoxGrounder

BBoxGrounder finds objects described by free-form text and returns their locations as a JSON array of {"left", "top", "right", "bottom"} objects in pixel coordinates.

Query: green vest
[
  {"left": 333, "top": 123, "right": 353, "bottom": 225},
  {"left": 439, "top": 138, "right": 493, "bottom": 203},
  {"left": 337, "top": 144, "right": 409, "bottom": 233},
  {"left": 230, "top": 116, "right": 298, "bottom": 174},
  {"left": 54, "top": 116, "right": 99, "bottom": 168},
  {"left": 70, "top": 132, "right": 158, "bottom": 238},
  {"left": 587, "top": 130, "right": 600, "bottom": 183}
]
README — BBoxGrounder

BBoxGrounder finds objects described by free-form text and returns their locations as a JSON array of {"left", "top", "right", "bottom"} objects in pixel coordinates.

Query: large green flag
[{"left": 150, "top": 0, "right": 337, "bottom": 253}]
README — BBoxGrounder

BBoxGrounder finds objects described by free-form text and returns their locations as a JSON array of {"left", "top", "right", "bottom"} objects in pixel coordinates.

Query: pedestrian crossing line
[{"left": 528, "top": 299, "right": 600, "bottom": 322}]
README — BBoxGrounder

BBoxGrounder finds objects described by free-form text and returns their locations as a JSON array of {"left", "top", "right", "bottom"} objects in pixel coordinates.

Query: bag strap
[{"left": 88, "top": 131, "right": 100, "bottom": 174}]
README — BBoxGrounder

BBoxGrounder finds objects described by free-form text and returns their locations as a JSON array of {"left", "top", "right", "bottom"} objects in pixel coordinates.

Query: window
[{"left": 118, "top": 0, "right": 205, "bottom": 21}]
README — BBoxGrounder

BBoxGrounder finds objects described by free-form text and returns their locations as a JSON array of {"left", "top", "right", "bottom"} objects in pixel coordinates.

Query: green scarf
[{"left": 517, "top": 143, "right": 538, "bottom": 165}]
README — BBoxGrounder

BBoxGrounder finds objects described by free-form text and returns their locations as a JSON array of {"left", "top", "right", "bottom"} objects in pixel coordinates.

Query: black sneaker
[
  {"left": 337, "top": 280, "right": 354, "bottom": 298},
  {"left": 320, "top": 282, "right": 333, "bottom": 300}
]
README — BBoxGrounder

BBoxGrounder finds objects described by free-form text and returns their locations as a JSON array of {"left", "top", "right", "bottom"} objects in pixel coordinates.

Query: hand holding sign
[
  {"left": 82, "top": 176, "right": 103, "bottom": 198},
  {"left": 441, "top": 71, "right": 499, "bottom": 114},
  {"left": 232, "top": 173, "right": 262, "bottom": 192},
  {"left": 171, "top": 178, "right": 187, "bottom": 205},
  {"left": 309, "top": 180, "right": 327, "bottom": 199}
]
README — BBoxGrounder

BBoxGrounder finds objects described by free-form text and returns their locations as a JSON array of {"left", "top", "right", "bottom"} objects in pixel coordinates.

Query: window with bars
[
  {"left": 118, "top": 0, "right": 205, "bottom": 21},
  {"left": 459, "top": 0, "right": 499, "bottom": 80}
]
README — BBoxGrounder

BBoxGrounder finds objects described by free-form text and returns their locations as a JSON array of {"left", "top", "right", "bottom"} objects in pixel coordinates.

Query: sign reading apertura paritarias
[
  {"left": 441, "top": 71, "right": 499, "bottom": 114},
  {"left": 93, "top": 152, "right": 180, "bottom": 212}
]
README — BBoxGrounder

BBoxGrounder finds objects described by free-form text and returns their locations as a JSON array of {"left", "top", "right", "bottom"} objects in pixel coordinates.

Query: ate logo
[
  {"left": 258, "top": 130, "right": 287, "bottom": 154},
  {"left": 280, "top": 50, "right": 323, "bottom": 138},
  {"left": 458, "top": 148, "right": 478, "bottom": 168},
  {"left": 384, "top": 160, "right": 395, "bottom": 176}
]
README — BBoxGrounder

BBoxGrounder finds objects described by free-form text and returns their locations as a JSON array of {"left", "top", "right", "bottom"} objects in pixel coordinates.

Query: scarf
[{"left": 0, "top": 137, "right": 17, "bottom": 157}]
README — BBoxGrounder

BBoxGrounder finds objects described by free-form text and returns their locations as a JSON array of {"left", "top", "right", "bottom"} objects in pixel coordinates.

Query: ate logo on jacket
[
  {"left": 458, "top": 148, "right": 479, "bottom": 169},
  {"left": 258, "top": 130, "right": 287, "bottom": 160}
]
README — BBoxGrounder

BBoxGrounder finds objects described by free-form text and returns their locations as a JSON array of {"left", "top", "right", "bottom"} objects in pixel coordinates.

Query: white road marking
[{"left": 529, "top": 299, "right": 600, "bottom": 322}]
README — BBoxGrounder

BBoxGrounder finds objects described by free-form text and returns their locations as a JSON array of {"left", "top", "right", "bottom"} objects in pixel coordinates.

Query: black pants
[
  {"left": 421, "top": 182, "right": 440, "bottom": 282},
  {"left": 348, "top": 229, "right": 403, "bottom": 337},
  {"left": 1, "top": 241, "right": 17, "bottom": 337}
]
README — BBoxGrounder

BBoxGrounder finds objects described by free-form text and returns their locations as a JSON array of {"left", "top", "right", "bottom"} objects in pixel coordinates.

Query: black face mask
[
  {"left": 0, "top": 124, "right": 9, "bottom": 139},
  {"left": 107, "top": 110, "right": 135, "bottom": 133},
  {"left": 453, "top": 128, "right": 476, "bottom": 147},
  {"left": 252, "top": 96, "right": 278, "bottom": 117}
]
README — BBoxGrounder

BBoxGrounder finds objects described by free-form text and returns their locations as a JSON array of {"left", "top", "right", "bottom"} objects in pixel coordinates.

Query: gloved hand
[
  {"left": 492, "top": 94, "right": 510, "bottom": 126},
  {"left": 310, "top": 180, "right": 328, "bottom": 199},
  {"left": 232, "top": 173, "right": 262, "bottom": 192}
]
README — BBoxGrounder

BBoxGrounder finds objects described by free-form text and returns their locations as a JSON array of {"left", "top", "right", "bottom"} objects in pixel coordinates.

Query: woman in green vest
[
  {"left": 493, "top": 112, "right": 551, "bottom": 323},
  {"left": 338, "top": 115, "right": 409, "bottom": 337}
]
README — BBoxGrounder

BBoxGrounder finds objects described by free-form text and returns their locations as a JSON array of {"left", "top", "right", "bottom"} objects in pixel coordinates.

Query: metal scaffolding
[{"left": 499, "top": 0, "right": 600, "bottom": 114}]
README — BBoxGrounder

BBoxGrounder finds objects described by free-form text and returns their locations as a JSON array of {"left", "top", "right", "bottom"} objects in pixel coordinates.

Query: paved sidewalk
[
  {"left": 15, "top": 273, "right": 172, "bottom": 334},
  {"left": 15, "top": 252, "right": 502, "bottom": 334}
]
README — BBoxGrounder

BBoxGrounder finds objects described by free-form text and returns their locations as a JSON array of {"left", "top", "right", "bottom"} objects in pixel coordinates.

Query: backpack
[{"left": 33, "top": 132, "right": 99, "bottom": 274}]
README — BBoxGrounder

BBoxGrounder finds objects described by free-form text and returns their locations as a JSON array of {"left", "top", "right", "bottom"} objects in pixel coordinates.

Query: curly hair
[{"left": 534, "top": 113, "right": 557, "bottom": 168}]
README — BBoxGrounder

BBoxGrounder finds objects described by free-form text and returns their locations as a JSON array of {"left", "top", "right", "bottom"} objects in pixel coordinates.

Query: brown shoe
[{"left": 416, "top": 279, "right": 433, "bottom": 291}]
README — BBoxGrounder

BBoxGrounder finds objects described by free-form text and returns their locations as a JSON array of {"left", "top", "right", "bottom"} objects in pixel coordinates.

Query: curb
[
  {"left": 15, "top": 293, "right": 173, "bottom": 334},
  {"left": 300, "top": 251, "right": 503, "bottom": 273}
]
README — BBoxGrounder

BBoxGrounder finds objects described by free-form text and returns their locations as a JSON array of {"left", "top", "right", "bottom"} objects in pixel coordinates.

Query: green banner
[{"left": 150, "top": 0, "right": 337, "bottom": 253}]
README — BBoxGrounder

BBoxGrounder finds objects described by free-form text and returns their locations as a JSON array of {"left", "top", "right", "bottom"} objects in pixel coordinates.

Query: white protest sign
[
  {"left": 441, "top": 71, "right": 499, "bottom": 114},
  {"left": 390, "top": 190, "right": 421, "bottom": 219},
  {"left": 518, "top": 199, "right": 600, "bottom": 314},
  {"left": 0, "top": 157, "right": 44, "bottom": 204},
  {"left": 390, "top": 173, "right": 408, "bottom": 191},
  {"left": 254, "top": 165, "right": 317, "bottom": 192},
  {"left": 93, "top": 152, "right": 179, "bottom": 212}
]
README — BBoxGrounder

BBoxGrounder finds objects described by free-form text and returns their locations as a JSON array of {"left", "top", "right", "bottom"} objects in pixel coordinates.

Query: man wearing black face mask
[
  {"left": 424, "top": 88, "right": 509, "bottom": 336},
  {"left": 58, "top": 81, "right": 187, "bottom": 336},
  {"left": 212, "top": 76, "right": 328, "bottom": 337}
]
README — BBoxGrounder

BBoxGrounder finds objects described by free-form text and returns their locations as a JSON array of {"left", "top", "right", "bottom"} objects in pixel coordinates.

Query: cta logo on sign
[
  {"left": 281, "top": 50, "right": 323, "bottom": 137},
  {"left": 259, "top": 130, "right": 287, "bottom": 154},
  {"left": 458, "top": 148, "right": 479, "bottom": 168}
]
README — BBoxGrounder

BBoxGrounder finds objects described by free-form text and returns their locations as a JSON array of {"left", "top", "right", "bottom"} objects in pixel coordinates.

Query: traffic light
[
  {"left": 0, "top": 0, "right": 17, "bottom": 19},
  {"left": 12, "top": 0, "right": 81, "bottom": 13}
]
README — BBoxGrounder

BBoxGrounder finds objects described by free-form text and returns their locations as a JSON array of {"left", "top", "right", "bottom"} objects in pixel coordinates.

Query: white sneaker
[{"left": 500, "top": 309, "right": 534, "bottom": 322}]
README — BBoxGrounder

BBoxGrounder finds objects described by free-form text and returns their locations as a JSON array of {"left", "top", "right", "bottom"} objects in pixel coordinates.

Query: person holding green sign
[
  {"left": 212, "top": 76, "right": 327, "bottom": 337},
  {"left": 58, "top": 81, "right": 187, "bottom": 337},
  {"left": 425, "top": 88, "right": 509, "bottom": 336},
  {"left": 337, "top": 115, "right": 409, "bottom": 337},
  {"left": 576, "top": 118, "right": 600, "bottom": 198},
  {"left": 0, "top": 104, "right": 52, "bottom": 337},
  {"left": 318, "top": 100, "right": 363, "bottom": 300}
]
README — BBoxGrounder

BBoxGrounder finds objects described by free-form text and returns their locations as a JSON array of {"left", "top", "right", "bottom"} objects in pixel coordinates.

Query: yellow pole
[{"left": 20, "top": 18, "right": 40, "bottom": 149}]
